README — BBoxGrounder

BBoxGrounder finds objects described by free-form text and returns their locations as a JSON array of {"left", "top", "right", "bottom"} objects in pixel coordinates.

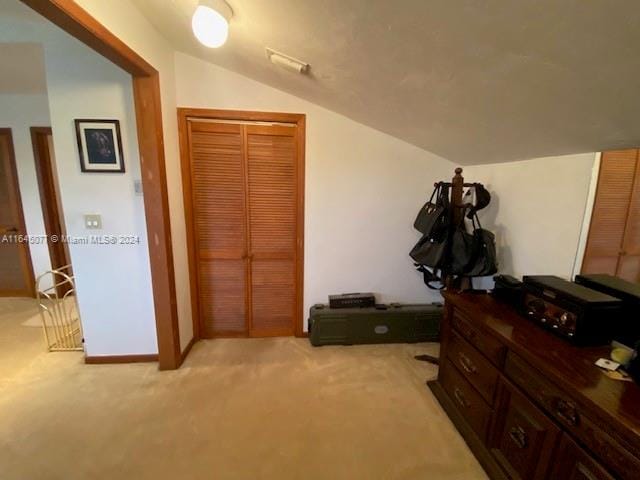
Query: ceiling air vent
[{"left": 266, "top": 48, "right": 309, "bottom": 74}]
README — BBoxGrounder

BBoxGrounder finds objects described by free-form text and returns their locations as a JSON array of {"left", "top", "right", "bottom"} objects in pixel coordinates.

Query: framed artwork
[{"left": 74, "top": 119, "right": 125, "bottom": 173}]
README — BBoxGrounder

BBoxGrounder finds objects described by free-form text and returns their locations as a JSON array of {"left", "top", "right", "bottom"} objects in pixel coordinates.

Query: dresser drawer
[
  {"left": 440, "top": 358, "right": 492, "bottom": 441},
  {"left": 489, "top": 377, "right": 560, "bottom": 480},
  {"left": 505, "top": 352, "right": 640, "bottom": 479},
  {"left": 550, "top": 434, "right": 615, "bottom": 480},
  {"left": 451, "top": 308, "right": 506, "bottom": 367},
  {"left": 447, "top": 330, "right": 499, "bottom": 405}
]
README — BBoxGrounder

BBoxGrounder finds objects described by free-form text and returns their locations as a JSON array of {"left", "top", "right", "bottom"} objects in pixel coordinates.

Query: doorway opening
[
  {"left": 31, "top": 127, "right": 73, "bottom": 297},
  {"left": 0, "top": 128, "right": 35, "bottom": 298}
]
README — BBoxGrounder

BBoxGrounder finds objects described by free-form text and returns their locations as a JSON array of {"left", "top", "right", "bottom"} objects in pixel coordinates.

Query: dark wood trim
[
  {"left": 133, "top": 74, "right": 182, "bottom": 369},
  {"left": 85, "top": 354, "right": 159, "bottom": 364},
  {"left": 180, "top": 336, "right": 196, "bottom": 363},
  {"left": 178, "top": 110, "right": 200, "bottom": 341},
  {"left": 178, "top": 108, "right": 306, "bottom": 125},
  {"left": 30, "top": 126, "right": 72, "bottom": 296},
  {"left": 428, "top": 380, "right": 508, "bottom": 480},
  {"left": 0, "top": 128, "right": 36, "bottom": 298},
  {"left": 20, "top": 1, "right": 183, "bottom": 369},
  {"left": 295, "top": 115, "right": 306, "bottom": 338},
  {"left": 177, "top": 108, "right": 306, "bottom": 339}
]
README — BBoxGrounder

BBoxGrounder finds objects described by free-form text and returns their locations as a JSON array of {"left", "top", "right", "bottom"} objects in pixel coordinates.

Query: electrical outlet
[{"left": 84, "top": 214, "right": 102, "bottom": 229}]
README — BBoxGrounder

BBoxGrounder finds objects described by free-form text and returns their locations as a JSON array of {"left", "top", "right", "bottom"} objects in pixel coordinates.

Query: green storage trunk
[{"left": 308, "top": 303, "right": 442, "bottom": 346}]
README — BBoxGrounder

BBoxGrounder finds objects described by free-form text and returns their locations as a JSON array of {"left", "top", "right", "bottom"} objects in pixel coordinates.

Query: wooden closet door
[
  {"left": 246, "top": 124, "right": 297, "bottom": 336},
  {"left": 618, "top": 154, "right": 640, "bottom": 282},
  {"left": 582, "top": 150, "right": 638, "bottom": 276},
  {"left": 188, "top": 121, "right": 248, "bottom": 336}
]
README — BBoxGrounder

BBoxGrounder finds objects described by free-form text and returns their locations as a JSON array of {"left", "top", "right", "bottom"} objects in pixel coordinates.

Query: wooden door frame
[
  {"left": 20, "top": 0, "right": 182, "bottom": 369},
  {"left": 30, "top": 127, "right": 72, "bottom": 284},
  {"left": 177, "top": 108, "right": 306, "bottom": 339},
  {"left": 0, "top": 128, "right": 36, "bottom": 297}
]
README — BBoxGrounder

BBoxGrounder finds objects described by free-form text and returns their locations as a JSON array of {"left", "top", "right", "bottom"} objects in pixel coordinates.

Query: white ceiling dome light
[{"left": 192, "top": 0, "right": 233, "bottom": 48}]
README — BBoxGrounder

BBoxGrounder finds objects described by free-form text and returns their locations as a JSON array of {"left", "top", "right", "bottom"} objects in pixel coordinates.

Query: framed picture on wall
[{"left": 74, "top": 119, "right": 125, "bottom": 173}]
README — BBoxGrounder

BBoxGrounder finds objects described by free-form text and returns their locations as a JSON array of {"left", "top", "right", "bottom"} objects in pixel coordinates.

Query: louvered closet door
[
  {"left": 619, "top": 153, "right": 640, "bottom": 282},
  {"left": 246, "top": 124, "right": 297, "bottom": 336},
  {"left": 188, "top": 121, "right": 248, "bottom": 336},
  {"left": 582, "top": 150, "right": 638, "bottom": 276}
]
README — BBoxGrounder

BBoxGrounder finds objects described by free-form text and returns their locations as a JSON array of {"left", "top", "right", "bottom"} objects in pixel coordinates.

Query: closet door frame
[{"left": 178, "top": 108, "right": 306, "bottom": 339}]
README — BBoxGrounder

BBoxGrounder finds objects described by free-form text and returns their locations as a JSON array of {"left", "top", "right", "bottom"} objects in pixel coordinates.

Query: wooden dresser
[{"left": 429, "top": 292, "right": 640, "bottom": 480}]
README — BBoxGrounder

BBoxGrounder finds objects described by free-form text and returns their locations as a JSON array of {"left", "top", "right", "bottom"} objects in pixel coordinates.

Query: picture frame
[{"left": 74, "top": 119, "right": 125, "bottom": 173}]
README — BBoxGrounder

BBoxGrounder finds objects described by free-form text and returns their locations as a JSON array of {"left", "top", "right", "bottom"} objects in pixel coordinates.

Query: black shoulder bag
[{"left": 413, "top": 183, "right": 447, "bottom": 235}]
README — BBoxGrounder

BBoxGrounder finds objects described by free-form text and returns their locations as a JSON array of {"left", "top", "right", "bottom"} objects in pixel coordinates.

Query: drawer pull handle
[
  {"left": 555, "top": 398, "right": 579, "bottom": 426},
  {"left": 458, "top": 352, "right": 477, "bottom": 374},
  {"left": 508, "top": 426, "right": 528, "bottom": 449},
  {"left": 453, "top": 388, "right": 470, "bottom": 408}
]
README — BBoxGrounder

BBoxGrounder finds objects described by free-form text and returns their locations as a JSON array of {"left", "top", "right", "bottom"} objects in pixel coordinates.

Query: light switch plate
[
  {"left": 134, "top": 179, "right": 143, "bottom": 196},
  {"left": 84, "top": 214, "right": 102, "bottom": 229}
]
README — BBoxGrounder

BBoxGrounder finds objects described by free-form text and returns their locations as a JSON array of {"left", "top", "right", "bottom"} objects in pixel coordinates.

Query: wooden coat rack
[
  {"left": 437, "top": 167, "right": 474, "bottom": 290},
  {"left": 415, "top": 167, "right": 472, "bottom": 365}
]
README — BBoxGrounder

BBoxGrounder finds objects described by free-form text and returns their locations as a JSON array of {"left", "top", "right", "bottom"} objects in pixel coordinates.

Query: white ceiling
[
  {"left": 0, "top": 42, "right": 47, "bottom": 94},
  {"left": 134, "top": 0, "right": 640, "bottom": 164}
]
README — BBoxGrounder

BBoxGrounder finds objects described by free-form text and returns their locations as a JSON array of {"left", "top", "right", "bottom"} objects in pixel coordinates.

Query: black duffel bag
[{"left": 450, "top": 221, "right": 475, "bottom": 275}]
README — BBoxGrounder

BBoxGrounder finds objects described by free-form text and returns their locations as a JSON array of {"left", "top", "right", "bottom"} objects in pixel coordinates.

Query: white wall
[
  {"left": 75, "top": 0, "right": 193, "bottom": 351},
  {"left": 465, "top": 153, "right": 597, "bottom": 282},
  {"left": 175, "top": 53, "right": 455, "bottom": 322},
  {"left": 0, "top": 93, "right": 52, "bottom": 285},
  {"left": 0, "top": 12, "right": 157, "bottom": 356}
]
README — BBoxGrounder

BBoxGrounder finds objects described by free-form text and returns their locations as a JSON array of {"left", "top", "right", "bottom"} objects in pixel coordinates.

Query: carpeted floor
[
  {"left": 0, "top": 310, "right": 487, "bottom": 480},
  {"left": 0, "top": 297, "right": 50, "bottom": 384}
]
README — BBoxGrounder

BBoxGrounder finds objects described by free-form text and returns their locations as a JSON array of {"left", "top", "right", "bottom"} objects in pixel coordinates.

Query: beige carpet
[
  {"left": 0, "top": 298, "right": 51, "bottom": 383},
  {"left": 0, "top": 334, "right": 487, "bottom": 480}
]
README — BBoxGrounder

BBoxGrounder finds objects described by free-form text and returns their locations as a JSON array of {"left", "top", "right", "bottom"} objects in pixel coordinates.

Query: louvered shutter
[
  {"left": 246, "top": 125, "right": 297, "bottom": 336},
  {"left": 618, "top": 152, "right": 640, "bottom": 282},
  {"left": 188, "top": 121, "right": 248, "bottom": 336},
  {"left": 582, "top": 150, "right": 638, "bottom": 277}
]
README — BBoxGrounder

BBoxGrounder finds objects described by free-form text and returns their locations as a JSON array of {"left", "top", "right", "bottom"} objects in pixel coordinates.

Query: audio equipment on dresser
[
  {"left": 575, "top": 273, "right": 640, "bottom": 347},
  {"left": 522, "top": 275, "right": 623, "bottom": 345},
  {"left": 492, "top": 274, "right": 523, "bottom": 307}
]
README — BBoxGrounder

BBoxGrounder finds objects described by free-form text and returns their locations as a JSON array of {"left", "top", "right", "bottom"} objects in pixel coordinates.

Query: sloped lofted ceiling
[{"left": 132, "top": 0, "right": 640, "bottom": 164}]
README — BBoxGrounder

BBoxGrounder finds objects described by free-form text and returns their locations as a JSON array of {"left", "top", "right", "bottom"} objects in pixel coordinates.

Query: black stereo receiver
[
  {"left": 575, "top": 274, "right": 640, "bottom": 347},
  {"left": 522, "top": 275, "right": 623, "bottom": 345}
]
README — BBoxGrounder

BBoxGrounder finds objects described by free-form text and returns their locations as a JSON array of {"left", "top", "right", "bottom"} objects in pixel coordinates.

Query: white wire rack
[{"left": 36, "top": 265, "right": 84, "bottom": 352}]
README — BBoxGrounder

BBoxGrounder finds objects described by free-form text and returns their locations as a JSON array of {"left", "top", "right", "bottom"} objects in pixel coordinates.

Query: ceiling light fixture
[
  {"left": 192, "top": 0, "right": 233, "bottom": 48},
  {"left": 266, "top": 48, "right": 309, "bottom": 74}
]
